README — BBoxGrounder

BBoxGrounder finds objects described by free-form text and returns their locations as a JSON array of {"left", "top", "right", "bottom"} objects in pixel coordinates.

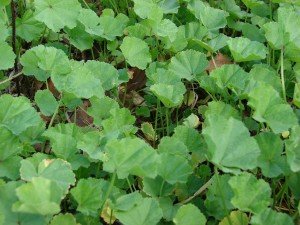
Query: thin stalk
[
  {"left": 48, "top": 96, "right": 62, "bottom": 128},
  {"left": 159, "top": 180, "right": 165, "bottom": 197},
  {"left": 126, "top": 178, "right": 134, "bottom": 193},
  {"left": 153, "top": 99, "right": 159, "bottom": 147},
  {"left": 165, "top": 108, "right": 170, "bottom": 136},
  {"left": 280, "top": 48, "right": 287, "bottom": 102},
  {"left": 0, "top": 71, "right": 23, "bottom": 85},
  {"left": 99, "top": 172, "right": 117, "bottom": 214},
  {"left": 109, "top": 209, "right": 114, "bottom": 225},
  {"left": 82, "top": 0, "right": 91, "bottom": 9}
]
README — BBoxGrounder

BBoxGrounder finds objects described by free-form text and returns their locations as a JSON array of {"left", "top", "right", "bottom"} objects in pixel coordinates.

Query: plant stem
[
  {"left": 165, "top": 108, "right": 170, "bottom": 136},
  {"left": 126, "top": 178, "right": 134, "bottom": 193},
  {"left": 99, "top": 172, "right": 117, "bottom": 214},
  {"left": 153, "top": 99, "right": 159, "bottom": 147},
  {"left": 179, "top": 177, "right": 213, "bottom": 205},
  {"left": 48, "top": 96, "right": 62, "bottom": 128},
  {"left": 0, "top": 71, "right": 23, "bottom": 85},
  {"left": 280, "top": 48, "right": 287, "bottom": 102},
  {"left": 159, "top": 180, "right": 165, "bottom": 197}
]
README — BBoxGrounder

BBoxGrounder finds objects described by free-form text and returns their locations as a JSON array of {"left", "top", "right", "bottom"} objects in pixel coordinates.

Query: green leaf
[
  {"left": 99, "top": 9, "right": 129, "bottom": 41},
  {"left": 20, "top": 45, "right": 71, "bottom": 81},
  {"left": 114, "top": 193, "right": 163, "bottom": 225},
  {"left": 87, "top": 96, "right": 119, "bottom": 127},
  {"left": 133, "top": 0, "right": 163, "bottom": 22},
  {"left": 0, "top": 95, "right": 43, "bottom": 135},
  {"left": 251, "top": 208, "right": 294, "bottom": 225},
  {"left": 168, "top": 50, "right": 209, "bottom": 81},
  {"left": 150, "top": 82, "right": 186, "bottom": 108},
  {"left": 0, "top": 156, "right": 22, "bottom": 180},
  {"left": 219, "top": 211, "right": 248, "bottom": 225},
  {"left": 210, "top": 64, "right": 249, "bottom": 97},
  {"left": 286, "top": 126, "right": 300, "bottom": 172},
  {"left": 0, "top": 181, "right": 48, "bottom": 225},
  {"left": 43, "top": 123, "right": 83, "bottom": 163},
  {"left": 173, "top": 204, "right": 206, "bottom": 225},
  {"left": 158, "top": 136, "right": 188, "bottom": 157},
  {"left": 247, "top": 83, "right": 298, "bottom": 133},
  {"left": 50, "top": 214, "right": 79, "bottom": 225},
  {"left": 204, "top": 174, "right": 234, "bottom": 219},
  {"left": 228, "top": 172, "right": 272, "bottom": 213},
  {"left": 13, "top": 177, "right": 64, "bottom": 215},
  {"left": 0, "top": 41, "right": 16, "bottom": 70},
  {"left": 0, "top": 127, "right": 22, "bottom": 161},
  {"left": 227, "top": 37, "right": 267, "bottom": 62},
  {"left": 256, "top": 132, "right": 286, "bottom": 178},
  {"left": 120, "top": 37, "right": 151, "bottom": 70},
  {"left": 0, "top": 0, "right": 10, "bottom": 6},
  {"left": 172, "top": 125, "right": 203, "bottom": 153},
  {"left": 70, "top": 178, "right": 104, "bottom": 217},
  {"left": 158, "top": 153, "right": 193, "bottom": 184},
  {"left": 263, "top": 22, "right": 287, "bottom": 50},
  {"left": 103, "top": 137, "right": 158, "bottom": 179},
  {"left": 20, "top": 158, "right": 75, "bottom": 194},
  {"left": 187, "top": 0, "right": 229, "bottom": 31},
  {"left": 65, "top": 24, "right": 94, "bottom": 51},
  {"left": 85, "top": 61, "right": 119, "bottom": 90},
  {"left": 34, "top": 0, "right": 82, "bottom": 32},
  {"left": 16, "top": 10, "right": 45, "bottom": 42},
  {"left": 202, "top": 115, "right": 260, "bottom": 173},
  {"left": 35, "top": 89, "right": 58, "bottom": 116},
  {"left": 143, "top": 176, "right": 174, "bottom": 197},
  {"left": 52, "top": 61, "right": 104, "bottom": 99},
  {"left": 204, "top": 101, "right": 240, "bottom": 121}
]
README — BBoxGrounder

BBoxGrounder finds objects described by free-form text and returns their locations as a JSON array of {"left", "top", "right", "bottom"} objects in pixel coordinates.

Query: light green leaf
[
  {"left": 187, "top": 0, "right": 229, "bottom": 31},
  {"left": 77, "top": 131, "right": 105, "bottom": 160},
  {"left": 227, "top": 37, "right": 267, "bottom": 62},
  {"left": 263, "top": 22, "right": 287, "bottom": 50},
  {"left": 133, "top": 0, "right": 163, "bottom": 22},
  {"left": 0, "top": 0, "right": 10, "bottom": 6},
  {"left": 247, "top": 84, "right": 298, "bottom": 133},
  {"left": 204, "top": 174, "right": 234, "bottom": 220},
  {"left": 158, "top": 136, "right": 188, "bottom": 157},
  {"left": 204, "top": 101, "right": 240, "bottom": 121},
  {"left": 172, "top": 125, "right": 203, "bottom": 153},
  {"left": 34, "top": 0, "right": 82, "bottom": 32},
  {"left": 0, "top": 41, "right": 16, "bottom": 70},
  {"left": 219, "top": 211, "right": 248, "bottom": 225},
  {"left": 70, "top": 178, "right": 104, "bottom": 217},
  {"left": 87, "top": 96, "right": 119, "bottom": 127},
  {"left": 229, "top": 172, "right": 272, "bottom": 213},
  {"left": 114, "top": 193, "right": 163, "bottom": 225},
  {"left": 0, "top": 95, "right": 43, "bottom": 135},
  {"left": 256, "top": 132, "right": 286, "bottom": 178},
  {"left": 158, "top": 153, "right": 193, "bottom": 184},
  {"left": 0, "top": 156, "right": 22, "bottom": 180},
  {"left": 173, "top": 204, "right": 206, "bottom": 225},
  {"left": 20, "top": 45, "right": 71, "bottom": 81},
  {"left": 99, "top": 9, "right": 129, "bottom": 41},
  {"left": 120, "top": 37, "right": 151, "bottom": 70},
  {"left": 103, "top": 137, "right": 158, "bottom": 179},
  {"left": 85, "top": 61, "right": 119, "bottom": 90},
  {"left": 13, "top": 177, "right": 64, "bottom": 215},
  {"left": 0, "top": 127, "right": 22, "bottom": 161},
  {"left": 150, "top": 82, "right": 186, "bottom": 108},
  {"left": 50, "top": 214, "right": 80, "bottom": 225},
  {"left": 16, "top": 10, "right": 45, "bottom": 42},
  {"left": 0, "top": 181, "right": 48, "bottom": 225},
  {"left": 35, "top": 89, "right": 58, "bottom": 116},
  {"left": 142, "top": 176, "right": 174, "bottom": 197},
  {"left": 20, "top": 158, "right": 75, "bottom": 194},
  {"left": 168, "top": 50, "right": 209, "bottom": 81},
  {"left": 286, "top": 126, "right": 300, "bottom": 172},
  {"left": 202, "top": 115, "right": 260, "bottom": 173},
  {"left": 65, "top": 24, "right": 94, "bottom": 51},
  {"left": 43, "top": 123, "right": 81, "bottom": 160},
  {"left": 251, "top": 208, "right": 294, "bottom": 225}
]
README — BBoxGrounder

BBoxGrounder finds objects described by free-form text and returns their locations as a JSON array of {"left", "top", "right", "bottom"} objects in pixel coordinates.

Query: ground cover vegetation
[{"left": 0, "top": 0, "right": 300, "bottom": 224}]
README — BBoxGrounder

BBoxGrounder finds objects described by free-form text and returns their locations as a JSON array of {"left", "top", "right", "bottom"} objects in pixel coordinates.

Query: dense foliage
[{"left": 0, "top": 0, "right": 300, "bottom": 224}]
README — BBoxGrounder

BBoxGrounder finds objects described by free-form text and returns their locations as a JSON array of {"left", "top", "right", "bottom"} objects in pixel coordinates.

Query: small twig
[
  {"left": 179, "top": 177, "right": 213, "bottom": 205},
  {"left": 0, "top": 71, "right": 23, "bottom": 85}
]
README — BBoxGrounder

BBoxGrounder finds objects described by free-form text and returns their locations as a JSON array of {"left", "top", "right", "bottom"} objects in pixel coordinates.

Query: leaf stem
[
  {"left": 0, "top": 71, "right": 23, "bottom": 85},
  {"left": 165, "top": 108, "right": 170, "bottom": 136},
  {"left": 280, "top": 48, "right": 287, "bottom": 102},
  {"left": 99, "top": 172, "right": 117, "bottom": 214},
  {"left": 179, "top": 177, "right": 213, "bottom": 205},
  {"left": 48, "top": 95, "right": 62, "bottom": 128},
  {"left": 126, "top": 178, "right": 134, "bottom": 193}
]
